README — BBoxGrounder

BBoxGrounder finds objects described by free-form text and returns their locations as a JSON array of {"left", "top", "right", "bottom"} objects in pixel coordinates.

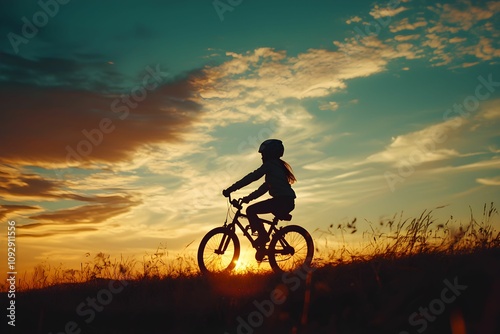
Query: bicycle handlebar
[{"left": 228, "top": 194, "right": 243, "bottom": 210}]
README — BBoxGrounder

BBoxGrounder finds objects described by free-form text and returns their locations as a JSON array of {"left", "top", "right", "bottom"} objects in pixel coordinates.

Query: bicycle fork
[{"left": 214, "top": 229, "right": 232, "bottom": 255}]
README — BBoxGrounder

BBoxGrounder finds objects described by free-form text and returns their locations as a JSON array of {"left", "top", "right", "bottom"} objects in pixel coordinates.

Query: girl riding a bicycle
[{"left": 222, "top": 139, "right": 296, "bottom": 248}]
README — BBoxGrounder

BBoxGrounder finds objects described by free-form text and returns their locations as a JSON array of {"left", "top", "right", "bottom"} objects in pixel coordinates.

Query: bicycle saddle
[{"left": 275, "top": 213, "right": 292, "bottom": 221}]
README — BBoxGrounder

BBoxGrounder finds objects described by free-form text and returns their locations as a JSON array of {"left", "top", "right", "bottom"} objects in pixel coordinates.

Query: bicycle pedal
[
  {"left": 255, "top": 253, "right": 264, "bottom": 262},
  {"left": 255, "top": 248, "right": 267, "bottom": 262}
]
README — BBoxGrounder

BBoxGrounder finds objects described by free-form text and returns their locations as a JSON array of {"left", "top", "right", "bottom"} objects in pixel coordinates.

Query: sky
[{"left": 0, "top": 0, "right": 499, "bottom": 277}]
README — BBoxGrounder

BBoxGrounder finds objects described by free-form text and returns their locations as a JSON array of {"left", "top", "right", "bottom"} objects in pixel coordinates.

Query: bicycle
[{"left": 197, "top": 194, "right": 314, "bottom": 274}]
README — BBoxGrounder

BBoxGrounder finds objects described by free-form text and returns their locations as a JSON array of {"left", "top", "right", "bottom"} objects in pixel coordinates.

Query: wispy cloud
[
  {"left": 365, "top": 119, "right": 465, "bottom": 166},
  {"left": 0, "top": 162, "right": 142, "bottom": 238},
  {"left": 394, "top": 34, "right": 421, "bottom": 42},
  {"left": 346, "top": 16, "right": 362, "bottom": 24},
  {"left": 28, "top": 194, "right": 140, "bottom": 224},
  {"left": 0, "top": 204, "right": 41, "bottom": 221},
  {"left": 370, "top": 4, "right": 409, "bottom": 19},
  {"left": 479, "top": 101, "right": 500, "bottom": 120},
  {"left": 477, "top": 177, "right": 500, "bottom": 186},
  {"left": 199, "top": 37, "right": 419, "bottom": 108},
  {"left": 319, "top": 101, "right": 340, "bottom": 111},
  {"left": 426, "top": 157, "right": 500, "bottom": 175},
  {"left": 389, "top": 18, "right": 428, "bottom": 33},
  {"left": 439, "top": 1, "right": 498, "bottom": 30},
  {"left": 18, "top": 227, "right": 100, "bottom": 239},
  {"left": 0, "top": 165, "right": 66, "bottom": 201},
  {"left": 426, "top": 1, "right": 499, "bottom": 66}
]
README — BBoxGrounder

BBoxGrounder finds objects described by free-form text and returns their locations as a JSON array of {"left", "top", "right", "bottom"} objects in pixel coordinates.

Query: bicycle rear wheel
[
  {"left": 198, "top": 227, "right": 240, "bottom": 274},
  {"left": 268, "top": 225, "right": 314, "bottom": 273}
]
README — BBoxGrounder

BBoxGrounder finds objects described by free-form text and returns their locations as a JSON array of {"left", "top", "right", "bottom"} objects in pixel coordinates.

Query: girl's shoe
[{"left": 255, "top": 247, "right": 266, "bottom": 262}]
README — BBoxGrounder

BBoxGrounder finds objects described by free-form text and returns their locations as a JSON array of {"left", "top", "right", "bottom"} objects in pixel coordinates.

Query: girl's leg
[
  {"left": 246, "top": 199, "right": 275, "bottom": 244},
  {"left": 246, "top": 197, "right": 295, "bottom": 246}
]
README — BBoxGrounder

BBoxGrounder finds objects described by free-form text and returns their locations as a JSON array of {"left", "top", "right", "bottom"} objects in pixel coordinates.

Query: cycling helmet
[{"left": 258, "top": 139, "right": 284, "bottom": 158}]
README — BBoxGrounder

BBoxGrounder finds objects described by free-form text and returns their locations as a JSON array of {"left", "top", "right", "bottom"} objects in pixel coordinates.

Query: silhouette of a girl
[{"left": 223, "top": 139, "right": 296, "bottom": 248}]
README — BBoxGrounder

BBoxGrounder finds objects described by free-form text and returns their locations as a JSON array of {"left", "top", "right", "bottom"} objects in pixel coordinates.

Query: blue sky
[{"left": 0, "top": 0, "right": 499, "bottom": 274}]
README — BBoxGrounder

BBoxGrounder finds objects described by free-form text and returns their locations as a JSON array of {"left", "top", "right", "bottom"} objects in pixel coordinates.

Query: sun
[{"left": 232, "top": 246, "right": 269, "bottom": 274}]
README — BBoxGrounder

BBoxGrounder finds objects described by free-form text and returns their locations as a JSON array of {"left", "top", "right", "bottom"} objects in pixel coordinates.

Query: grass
[
  {"left": 4, "top": 203, "right": 499, "bottom": 291},
  {"left": 7, "top": 244, "right": 199, "bottom": 292},
  {"left": 3, "top": 203, "right": 499, "bottom": 333},
  {"left": 314, "top": 202, "right": 499, "bottom": 265}
]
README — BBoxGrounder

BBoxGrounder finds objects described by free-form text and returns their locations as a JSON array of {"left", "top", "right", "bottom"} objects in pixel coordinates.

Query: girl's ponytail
[{"left": 280, "top": 159, "right": 296, "bottom": 184}]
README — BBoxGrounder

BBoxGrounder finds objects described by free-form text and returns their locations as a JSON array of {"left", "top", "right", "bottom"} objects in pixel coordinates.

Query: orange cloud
[{"left": 0, "top": 54, "right": 205, "bottom": 167}]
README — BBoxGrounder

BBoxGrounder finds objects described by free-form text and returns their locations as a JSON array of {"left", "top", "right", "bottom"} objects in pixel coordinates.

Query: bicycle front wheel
[
  {"left": 198, "top": 227, "right": 240, "bottom": 274},
  {"left": 269, "top": 225, "right": 314, "bottom": 273}
]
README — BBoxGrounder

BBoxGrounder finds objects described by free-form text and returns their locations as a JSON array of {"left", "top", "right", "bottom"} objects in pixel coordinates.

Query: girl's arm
[
  {"left": 243, "top": 183, "right": 268, "bottom": 202},
  {"left": 226, "top": 164, "right": 267, "bottom": 193}
]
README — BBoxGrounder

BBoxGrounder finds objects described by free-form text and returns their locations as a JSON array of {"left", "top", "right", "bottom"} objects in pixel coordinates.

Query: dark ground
[{"left": 3, "top": 248, "right": 500, "bottom": 334}]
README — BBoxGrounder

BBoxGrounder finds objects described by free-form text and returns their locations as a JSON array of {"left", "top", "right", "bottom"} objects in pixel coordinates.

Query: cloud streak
[
  {"left": 0, "top": 204, "right": 40, "bottom": 221},
  {"left": 365, "top": 118, "right": 464, "bottom": 166},
  {"left": 477, "top": 177, "right": 500, "bottom": 186},
  {"left": 28, "top": 194, "right": 140, "bottom": 224}
]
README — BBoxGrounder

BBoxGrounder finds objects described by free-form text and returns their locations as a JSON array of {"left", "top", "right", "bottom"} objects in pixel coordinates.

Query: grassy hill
[
  {"left": 3, "top": 204, "right": 500, "bottom": 334},
  {"left": 5, "top": 248, "right": 499, "bottom": 334}
]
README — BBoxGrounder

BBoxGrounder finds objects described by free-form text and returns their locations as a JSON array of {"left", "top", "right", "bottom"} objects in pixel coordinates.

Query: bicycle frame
[
  {"left": 226, "top": 207, "right": 277, "bottom": 248},
  {"left": 221, "top": 195, "right": 287, "bottom": 252}
]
